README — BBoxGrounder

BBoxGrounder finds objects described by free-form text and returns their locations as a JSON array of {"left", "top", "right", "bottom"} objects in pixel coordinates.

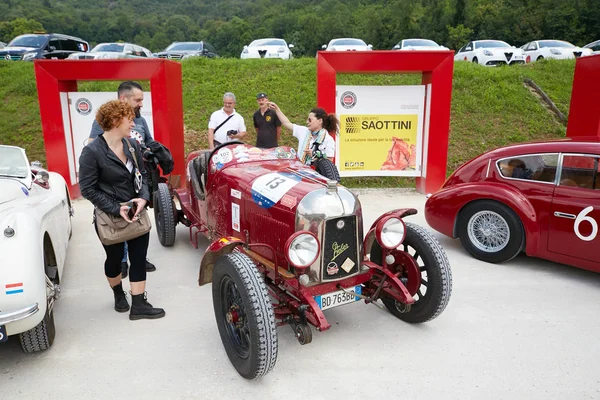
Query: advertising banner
[
  {"left": 335, "top": 85, "right": 426, "bottom": 177},
  {"left": 61, "top": 92, "right": 153, "bottom": 183}
]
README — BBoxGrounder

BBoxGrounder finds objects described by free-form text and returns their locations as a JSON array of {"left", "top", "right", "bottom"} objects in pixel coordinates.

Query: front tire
[
  {"left": 371, "top": 223, "right": 452, "bottom": 323},
  {"left": 19, "top": 276, "right": 57, "bottom": 353},
  {"left": 212, "top": 252, "right": 278, "bottom": 379},
  {"left": 472, "top": 57, "right": 479, "bottom": 64},
  {"left": 457, "top": 200, "right": 525, "bottom": 263},
  {"left": 314, "top": 158, "right": 340, "bottom": 182},
  {"left": 154, "top": 182, "right": 176, "bottom": 247},
  {"left": 537, "top": 55, "right": 544, "bottom": 61}
]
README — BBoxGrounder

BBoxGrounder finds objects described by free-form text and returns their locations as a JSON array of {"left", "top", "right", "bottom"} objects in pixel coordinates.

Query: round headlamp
[
  {"left": 375, "top": 216, "right": 406, "bottom": 250},
  {"left": 285, "top": 231, "right": 320, "bottom": 269}
]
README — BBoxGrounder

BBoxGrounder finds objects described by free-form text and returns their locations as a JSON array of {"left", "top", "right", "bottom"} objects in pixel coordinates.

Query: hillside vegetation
[
  {"left": 0, "top": 58, "right": 574, "bottom": 187},
  {"left": 0, "top": 0, "right": 598, "bottom": 57}
]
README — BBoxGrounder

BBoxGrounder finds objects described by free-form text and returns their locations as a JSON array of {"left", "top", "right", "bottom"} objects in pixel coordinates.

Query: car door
[
  {"left": 458, "top": 42, "right": 474, "bottom": 61},
  {"left": 44, "top": 38, "right": 62, "bottom": 59},
  {"left": 548, "top": 154, "right": 600, "bottom": 263},
  {"left": 523, "top": 42, "right": 538, "bottom": 63}
]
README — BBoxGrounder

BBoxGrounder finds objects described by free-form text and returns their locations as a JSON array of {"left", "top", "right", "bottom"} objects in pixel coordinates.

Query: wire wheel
[
  {"left": 220, "top": 276, "right": 251, "bottom": 359},
  {"left": 467, "top": 210, "right": 510, "bottom": 253}
]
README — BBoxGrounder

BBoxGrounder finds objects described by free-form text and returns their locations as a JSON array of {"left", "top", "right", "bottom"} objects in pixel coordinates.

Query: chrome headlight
[
  {"left": 277, "top": 46, "right": 285, "bottom": 53},
  {"left": 375, "top": 217, "right": 406, "bottom": 250},
  {"left": 483, "top": 50, "right": 493, "bottom": 56},
  {"left": 22, "top": 52, "right": 37, "bottom": 60},
  {"left": 550, "top": 49, "right": 562, "bottom": 55},
  {"left": 285, "top": 231, "right": 320, "bottom": 269}
]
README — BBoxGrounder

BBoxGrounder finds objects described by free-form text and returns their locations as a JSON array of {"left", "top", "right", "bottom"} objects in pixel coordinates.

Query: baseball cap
[{"left": 256, "top": 92, "right": 268, "bottom": 99}]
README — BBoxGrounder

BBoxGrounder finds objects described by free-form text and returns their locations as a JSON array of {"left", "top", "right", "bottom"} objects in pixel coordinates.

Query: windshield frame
[
  {"left": 8, "top": 34, "right": 48, "bottom": 49},
  {"left": 538, "top": 40, "right": 575, "bottom": 48},
  {"left": 0, "top": 146, "right": 32, "bottom": 183},
  {"left": 475, "top": 40, "right": 511, "bottom": 49},
  {"left": 330, "top": 38, "right": 367, "bottom": 47},
  {"left": 165, "top": 42, "right": 203, "bottom": 52},
  {"left": 403, "top": 39, "right": 438, "bottom": 47}
]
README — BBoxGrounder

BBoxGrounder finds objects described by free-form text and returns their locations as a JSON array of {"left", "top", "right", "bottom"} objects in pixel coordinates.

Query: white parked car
[
  {"left": 322, "top": 38, "right": 373, "bottom": 51},
  {"left": 67, "top": 42, "right": 153, "bottom": 60},
  {"left": 521, "top": 40, "right": 593, "bottom": 62},
  {"left": 455, "top": 40, "right": 525, "bottom": 66},
  {"left": 392, "top": 38, "right": 448, "bottom": 50},
  {"left": 240, "top": 38, "right": 294, "bottom": 59},
  {"left": 582, "top": 39, "right": 600, "bottom": 56},
  {"left": 0, "top": 145, "right": 72, "bottom": 352}
]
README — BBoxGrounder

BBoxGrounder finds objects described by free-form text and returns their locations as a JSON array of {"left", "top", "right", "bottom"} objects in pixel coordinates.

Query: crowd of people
[{"left": 78, "top": 81, "right": 339, "bottom": 321}]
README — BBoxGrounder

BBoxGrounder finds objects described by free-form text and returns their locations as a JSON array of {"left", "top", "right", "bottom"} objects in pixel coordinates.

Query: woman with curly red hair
[{"left": 79, "top": 100, "right": 165, "bottom": 320}]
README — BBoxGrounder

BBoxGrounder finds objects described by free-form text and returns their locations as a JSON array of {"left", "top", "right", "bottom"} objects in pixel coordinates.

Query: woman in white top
[{"left": 268, "top": 102, "right": 338, "bottom": 165}]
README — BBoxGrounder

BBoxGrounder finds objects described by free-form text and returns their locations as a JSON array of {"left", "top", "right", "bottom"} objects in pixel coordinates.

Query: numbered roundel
[{"left": 251, "top": 172, "right": 301, "bottom": 209}]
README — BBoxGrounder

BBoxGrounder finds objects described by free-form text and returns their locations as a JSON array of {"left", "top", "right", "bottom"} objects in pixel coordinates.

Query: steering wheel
[{"left": 208, "top": 140, "right": 244, "bottom": 165}]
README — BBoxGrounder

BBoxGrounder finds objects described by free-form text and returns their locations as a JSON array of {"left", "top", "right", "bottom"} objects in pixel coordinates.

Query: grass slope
[{"left": 0, "top": 58, "right": 574, "bottom": 187}]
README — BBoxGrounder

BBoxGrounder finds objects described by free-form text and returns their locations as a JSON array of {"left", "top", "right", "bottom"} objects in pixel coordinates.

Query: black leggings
[{"left": 95, "top": 224, "right": 150, "bottom": 282}]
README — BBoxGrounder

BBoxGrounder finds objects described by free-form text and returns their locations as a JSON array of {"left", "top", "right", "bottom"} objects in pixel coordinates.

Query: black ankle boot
[
  {"left": 112, "top": 283, "right": 130, "bottom": 313},
  {"left": 130, "top": 292, "right": 165, "bottom": 320}
]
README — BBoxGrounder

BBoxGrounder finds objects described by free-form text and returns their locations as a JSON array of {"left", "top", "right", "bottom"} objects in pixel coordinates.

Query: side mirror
[
  {"left": 322, "top": 44, "right": 327, "bottom": 49},
  {"left": 34, "top": 170, "right": 50, "bottom": 186},
  {"left": 368, "top": 44, "right": 373, "bottom": 48},
  {"left": 48, "top": 46, "right": 56, "bottom": 52},
  {"left": 125, "top": 50, "right": 133, "bottom": 55},
  {"left": 243, "top": 45, "right": 248, "bottom": 49},
  {"left": 393, "top": 44, "right": 400, "bottom": 49},
  {"left": 466, "top": 47, "right": 472, "bottom": 51},
  {"left": 288, "top": 44, "right": 294, "bottom": 48}
]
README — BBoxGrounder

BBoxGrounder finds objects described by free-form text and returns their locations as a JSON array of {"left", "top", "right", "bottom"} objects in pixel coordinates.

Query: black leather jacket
[{"left": 79, "top": 135, "right": 150, "bottom": 216}]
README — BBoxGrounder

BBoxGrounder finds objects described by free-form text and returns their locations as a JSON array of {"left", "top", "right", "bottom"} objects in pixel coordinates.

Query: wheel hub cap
[{"left": 467, "top": 210, "right": 510, "bottom": 252}]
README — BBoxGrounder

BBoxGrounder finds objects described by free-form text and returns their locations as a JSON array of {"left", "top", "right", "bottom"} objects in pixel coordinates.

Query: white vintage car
[
  {"left": 521, "top": 40, "right": 593, "bottom": 62},
  {"left": 0, "top": 145, "right": 72, "bottom": 352},
  {"left": 240, "top": 38, "right": 294, "bottom": 60},
  {"left": 455, "top": 40, "right": 525, "bottom": 66}
]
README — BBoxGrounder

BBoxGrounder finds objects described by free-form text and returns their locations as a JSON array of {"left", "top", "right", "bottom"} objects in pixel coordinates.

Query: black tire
[
  {"left": 371, "top": 222, "right": 452, "bottom": 323},
  {"left": 314, "top": 158, "right": 340, "bottom": 182},
  {"left": 537, "top": 55, "right": 544, "bottom": 61},
  {"left": 472, "top": 57, "right": 479, "bottom": 64},
  {"left": 457, "top": 200, "right": 525, "bottom": 264},
  {"left": 19, "top": 276, "right": 56, "bottom": 353},
  {"left": 212, "top": 252, "right": 278, "bottom": 379},
  {"left": 154, "top": 182, "right": 176, "bottom": 247}
]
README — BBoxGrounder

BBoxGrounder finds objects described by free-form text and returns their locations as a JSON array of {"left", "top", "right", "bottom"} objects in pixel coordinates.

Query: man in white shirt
[{"left": 208, "top": 92, "right": 247, "bottom": 150}]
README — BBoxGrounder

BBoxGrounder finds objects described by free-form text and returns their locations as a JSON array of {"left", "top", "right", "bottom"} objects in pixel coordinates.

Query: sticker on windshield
[{"left": 251, "top": 172, "right": 301, "bottom": 209}]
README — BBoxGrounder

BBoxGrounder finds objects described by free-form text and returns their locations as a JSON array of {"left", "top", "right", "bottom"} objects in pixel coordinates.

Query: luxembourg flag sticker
[{"left": 5, "top": 283, "right": 24, "bottom": 295}]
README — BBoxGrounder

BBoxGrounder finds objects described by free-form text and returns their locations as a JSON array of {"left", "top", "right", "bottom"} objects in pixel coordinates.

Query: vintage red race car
[
  {"left": 154, "top": 141, "right": 452, "bottom": 379},
  {"left": 425, "top": 138, "right": 600, "bottom": 271}
]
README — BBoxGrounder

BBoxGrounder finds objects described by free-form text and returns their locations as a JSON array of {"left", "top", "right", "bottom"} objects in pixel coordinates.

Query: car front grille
[
  {"left": 157, "top": 54, "right": 168, "bottom": 58},
  {"left": 167, "top": 54, "right": 183, "bottom": 59},
  {"left": 573, "top": 51, "right": 582, "bottom": 57},
  {"left": 1, "top": 54, "right": 22, "bottom": 61},
  {"left": 320, "top": 216, "right": 360, "bottom": 281}
]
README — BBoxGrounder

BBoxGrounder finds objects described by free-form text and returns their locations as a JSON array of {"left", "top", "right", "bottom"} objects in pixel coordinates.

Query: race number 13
[{"left": 574, "top": 206, "right": 598, "bottom": 242}]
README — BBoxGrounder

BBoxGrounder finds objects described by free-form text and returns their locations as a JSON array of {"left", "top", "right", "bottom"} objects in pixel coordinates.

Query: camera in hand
[{"left": 227, "top": 130, "right": 238, "bottom": 137}]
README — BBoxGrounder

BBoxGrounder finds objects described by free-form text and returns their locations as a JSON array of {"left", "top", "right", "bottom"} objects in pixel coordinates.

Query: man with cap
[{"left": 253, "top": 92, "right": 281, "bottom": 148}]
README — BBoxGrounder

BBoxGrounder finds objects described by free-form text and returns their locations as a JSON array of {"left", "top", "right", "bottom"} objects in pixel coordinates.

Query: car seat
[{"left": 189, "top": 150, "right": 211, "bottom": 200}]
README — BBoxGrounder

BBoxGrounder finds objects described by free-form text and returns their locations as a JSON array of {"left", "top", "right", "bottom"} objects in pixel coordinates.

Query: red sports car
[{"left": 425, "top": 138, "right": 600, "bottom": 272}]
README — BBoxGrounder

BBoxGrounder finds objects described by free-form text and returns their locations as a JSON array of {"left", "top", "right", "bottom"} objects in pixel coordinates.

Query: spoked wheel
[
  {"left": 457, "top": 200, "right": 524, "bottom": 263},
  {"left": 212, "top": 252, "right": 278, "bottom": 379},
  {"left": 19, "top": 275, "right": 59, "bottom": 353},
  {"left": 154, "top": 182, "right": 176, "bottom": 247},
  {"left": 371, "top": 222, "right": 452, "bottom": 323},
  {"left": 313, "top": 158, "right": 340, "bottom": 182}
]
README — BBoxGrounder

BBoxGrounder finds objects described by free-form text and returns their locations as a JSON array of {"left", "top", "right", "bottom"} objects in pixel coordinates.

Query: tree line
[{"left": 1, "top": 0, "right": 598, "bottom": 57}]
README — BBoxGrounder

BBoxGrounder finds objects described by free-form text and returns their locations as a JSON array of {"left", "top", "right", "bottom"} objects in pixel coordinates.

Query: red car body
[
  {"left": 154, "top": 142, "right": 452, "bottom": 379},
  {"left": 425, "top": 138, "right": 600, "bottom": 271}
]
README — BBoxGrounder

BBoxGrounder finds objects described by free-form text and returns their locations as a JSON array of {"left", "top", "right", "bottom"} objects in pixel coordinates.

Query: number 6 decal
[{"left": 574, "top": 206, "right": 598, "bottom": 242}]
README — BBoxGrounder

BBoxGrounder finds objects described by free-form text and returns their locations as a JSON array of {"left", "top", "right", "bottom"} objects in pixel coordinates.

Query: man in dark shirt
[{"left": 253, "top": 92, "right": 281, "bottom": 148}]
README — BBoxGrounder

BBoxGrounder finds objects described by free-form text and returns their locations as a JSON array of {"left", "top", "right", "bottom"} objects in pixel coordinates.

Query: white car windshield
[
  {"left": 8, "top": 35, "right": 47, "bottom": 48},
  {"left": 0, "top": 147, "right": 29, "bottom": 179},
  {"left": 539, "top": 40, "right": 575, "bottom": 48},
  {"left": 250, "top": 39, "right": 286, "bottom": 47},
  {"left": 92, "top": 43, "right": 125, "bottom": 52},
  {"left": 403, "top": 39, "right": 438, "bottom": 47},
  {"left": 331, "top": 39, "right": 367, "bottom": 46},
  {"left": 166, "top": 43, "right": 202, "bottom": 51},
  {"left": 475, "top": 40, "right": 511, "bottom": 49}
]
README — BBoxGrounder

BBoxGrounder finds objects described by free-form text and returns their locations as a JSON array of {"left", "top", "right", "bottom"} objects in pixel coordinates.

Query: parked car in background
[
  {"left": 455, "top": 40, "right": 524, "bottom": 66},
  {"left": 0, "top": 145, "right": 72, "bottom": 352},
  {"left": 241, "top": 38, "right": 294, "bottom": 59},
  {"left": 424, "top": 138, "right": 600, "bottom": 272},
  {"left": 322, "top": 38, "right": 373, "bottom": 51},
  {"left": 67, "top": 42, "right": 153, "bottom": 60},
  {"left": 0, "top": 33, "right": 89, "bottom": 61},
  {"left": 392, "top": 38, "right": 448, "bottom": 50},
  {"left": 583, "top": 39, "right": 600, "bottom": 55},
  {"left": 0, "top": 42, "right": 6, "bottom": 49},
  {"left": 155, "top": 41, "right": 218, "bottom": 60},
  {"left": 522, "top": 40, "right": 593, "bottom": 62}
]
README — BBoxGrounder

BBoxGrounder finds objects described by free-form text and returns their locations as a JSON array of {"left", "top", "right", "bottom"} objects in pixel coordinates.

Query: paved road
[{"left": 2, "top": 189, "right": 599, "bottom": 400}]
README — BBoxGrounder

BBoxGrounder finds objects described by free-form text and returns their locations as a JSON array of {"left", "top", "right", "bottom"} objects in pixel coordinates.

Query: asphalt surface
[{"left": 1, "top": 189, "right": 599, "bottom": 400}]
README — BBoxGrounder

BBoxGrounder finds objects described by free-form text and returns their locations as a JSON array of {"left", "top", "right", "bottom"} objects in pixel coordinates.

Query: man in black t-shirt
[{"left": 253, "top": 92, "right": 281, "bottom": 148}]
